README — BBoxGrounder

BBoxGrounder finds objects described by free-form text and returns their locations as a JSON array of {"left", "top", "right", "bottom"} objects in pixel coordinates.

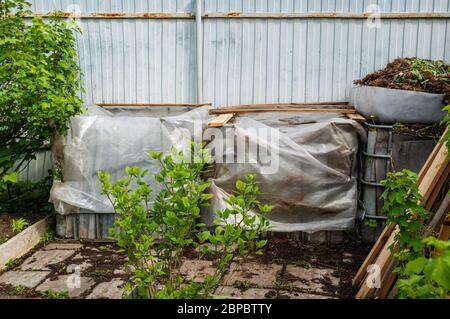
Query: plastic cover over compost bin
[
  {"left": 50, "top": 105, "right": 210, "bottom": 216},
  {"left": 202, "top": 112, "right": 366, "bottom": 233},
  {"left": 50, "top": 106, "right": 365, "bottom": 237}
]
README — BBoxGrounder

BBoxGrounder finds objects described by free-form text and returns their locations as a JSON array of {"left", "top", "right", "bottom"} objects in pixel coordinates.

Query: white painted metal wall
[
  {"left": 27, "top": 0, "right": 450, "bottom": 105},
  {"left": 20, "top": 0, "right": 450, "bottom": 180}
]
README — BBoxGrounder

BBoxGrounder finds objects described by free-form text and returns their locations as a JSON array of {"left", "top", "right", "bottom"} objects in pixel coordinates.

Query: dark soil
[
  {"left": 354, "top": 57, "right": 450, "bottom": 104},
  {"left": 186, "top": 239, "right": 371, "bottom": 299},
  {"left": 392, "top": 122, "right": 445, "bottom": 140},
  {"left": 0, "top": 212, "right": 47, "bottom": 245},
  {"left": 255, "top": 239, "right": 370, "bottom": 298}
]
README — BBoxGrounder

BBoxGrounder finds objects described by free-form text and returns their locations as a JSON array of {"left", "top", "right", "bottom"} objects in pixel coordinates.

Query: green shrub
[
  {"left": 397, "top": 237, "right": 450, "bottom": 299},
  {"left": 0, "top": 174, "right": 53, "bottom": 215},
  {"left": 0, "top": 0, "right": 83, "bottom": 190},
  {"left": 381, "top": 169, "right": 430, "bottom": 264},
  {"left": 99, "top": 144, "right": 271, "bottom": 299},
  {"left": 381, "top": 170, "right": 450, "bottom": 299}
]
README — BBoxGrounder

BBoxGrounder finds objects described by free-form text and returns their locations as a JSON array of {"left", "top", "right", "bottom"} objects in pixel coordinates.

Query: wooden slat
[
  {"left": 420, "top": 145, "right": 448, "bottom": 201},
  {"left": 438, "top": 220, "right": 450, "bottom": 241},
  {"left": 376, "top": 258, "right": 398, "bottom": 299},
  {"left": 426, "top": 164, "right": 450, "bottom": 210},
  {"left": 346, "top": 113, "right": 366, "bottom": 123},
  {"left": 425, "top": 194, "right": 450, "bottom": 236},
  {"left": 219, "top": 101, "right": 350, "bottom": 108},
  {"left": 208, "top": 113, "right": 235, "bottom": 127},
  {"left": 417, "top": 129, "right": 447, "bottom": 185},
  {"left": 355, "top": 231, "right": 397, "bottom": 298},
  {"left": 352, "top": 222, "right": 396, "bottom": 287},
  {"left": 209, "top": 108, "right": 356, "bottom": 115}
]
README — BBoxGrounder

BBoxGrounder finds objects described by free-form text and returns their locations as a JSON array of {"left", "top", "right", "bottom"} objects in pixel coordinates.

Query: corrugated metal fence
[{"left": 20, "top": 0, "right": 450, "bottom": 180}]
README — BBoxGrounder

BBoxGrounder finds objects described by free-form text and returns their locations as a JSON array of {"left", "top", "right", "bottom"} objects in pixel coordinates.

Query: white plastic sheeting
[
  {"left": 204, "top": 112, "right": 366, "bottom": 233},
  {"left": 50, "top": 105, "right": 209, "bottom": 215},
  {"left": 50, "top": 106, "right": 365, "bottom": 233}
]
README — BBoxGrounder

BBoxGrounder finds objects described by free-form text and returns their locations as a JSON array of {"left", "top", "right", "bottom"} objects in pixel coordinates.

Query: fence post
[{"left": 195, "top": 0, "right": 203, "bottom": 104}]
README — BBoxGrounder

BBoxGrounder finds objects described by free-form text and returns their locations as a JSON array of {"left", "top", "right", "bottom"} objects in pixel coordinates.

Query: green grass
[{"left": 41, "top": 290, "right": 69, "bottom": 299}]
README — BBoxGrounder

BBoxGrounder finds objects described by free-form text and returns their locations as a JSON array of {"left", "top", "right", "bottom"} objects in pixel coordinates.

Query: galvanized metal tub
[{"left": 351, "top": 86, "right": 446, "bottom": 124}]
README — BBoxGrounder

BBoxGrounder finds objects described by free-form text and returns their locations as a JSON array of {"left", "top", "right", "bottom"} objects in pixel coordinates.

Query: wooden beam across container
[
  {"left": 208, "top": 113, "right": 235, "bottom": 127},
  {"left": 346, "top": 113, "right": 366, "bottom": 123},
  {"left": 209, "top": 107, "right": 356, "bottom": 115},
  {"left": 217, "top": 101, "right": 351, "bottom": 108}
]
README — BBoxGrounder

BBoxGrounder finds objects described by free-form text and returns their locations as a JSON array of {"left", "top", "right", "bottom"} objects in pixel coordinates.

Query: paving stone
[
  {"left": 223, "top": 262, "right": 282, "bottom": 288},
  {"left": 0, "top": 270, "right": 50, "bottom": 288},
  {"left": 65, "top": 261, "right": 92, "bottom": 273},
  {"left": 180, "top": 259, "right": 215, "bottom": 282},
  {"left": 284, "top": 265, "right": 340, "bottom": 295},
  {"left": 277, "top": 290, "right": 334, "bottom": 299},
  {"left": 20, "top": 250, "right": 75, "bottom": 270},
  {"left": 72, "top": 253, "right": 84, "bottom": 260},
  {"left": 36, "top": 275, "right": 95, "bottom": 298},
  {"left": 215, "top": 286, "right": 275, "bottom": 299},
  {"left": 43, "top": 243, "right": 83, "bottom": 250},
  {"left": 86, "top": 279, "right": 124, "bottom": 299}
]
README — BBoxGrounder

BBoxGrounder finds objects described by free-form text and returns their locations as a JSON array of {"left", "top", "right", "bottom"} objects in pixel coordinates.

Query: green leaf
[
  {"left": 405, "top": 256, "right": 428, "bottom": 275},
  {"left": 148, "top": 151, "right": 163, "bottom": 160},
  {"left": 235, "top": 180, "right": 246, "bottom": 192},
  {"left": 430, "top": 255, "right": 450, "bottom": 290},
  {"left": 3, "top": 172, "right": 18, "bottom": 183}
]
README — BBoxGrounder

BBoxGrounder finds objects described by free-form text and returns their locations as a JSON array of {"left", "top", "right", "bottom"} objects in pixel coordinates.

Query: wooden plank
[
  {"left": 420, "top": 145, "right": 448, "bottom": 201},
  {"left": 426, "top": 164, "right": 450, "bottom": 210},
  {"left": 346, "top": 113, "right": 366, "bottom": 123},
  {"left": 0, "top": 216, "right": 54, "bottom": 270},
  {"left": 417, "top": 129, "right": 447, "bottom": 185},
  {"left": 355, "top": 230, "right": 397, "bottom": 299},
  {"left": 352, "top": 222, "right": 396, "bottom": 287},
  {"left": 425, "top": 194, "right": 450, "bottom": 236},
  {"left": 438, "top": 221, "right": 450, "bottom": 241},
  {"left": 209, "top": 108, "right": 356, "bottom": 115},
  {"left": 219, "top": 101, "right": 350, "bottom": 108},
  {"left": 210, "top": 104, "right": 353, "bottom": 113},
  {"left": 376, "top": 258, "right": 398, "bottom": 299},
  {"left": 208, "top": 113, "right": 235, "bottom": 127}
]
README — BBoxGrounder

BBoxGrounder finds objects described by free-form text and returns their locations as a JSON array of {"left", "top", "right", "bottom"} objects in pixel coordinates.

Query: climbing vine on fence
[{"left": 0, "top": 0, "right": 83, "bottom": 189}]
